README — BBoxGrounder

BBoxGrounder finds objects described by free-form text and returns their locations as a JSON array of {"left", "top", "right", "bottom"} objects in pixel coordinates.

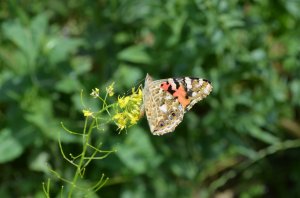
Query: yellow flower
[
  {"left": 90, "top": 88, "right": 100, "bottom": 98},
  {"left": 131, "top": 88, "right": 143, "bottom": 102},
  {"left": 113, "top": 113, "right": 127, "bottom": 130},
  {"left": 106, "top": 82, "right": 115, "bottom": 97},
  {"left": 83, "top": 109, "right": 93, "bottom": 117},
  {"left": 113, "top": 86, "right": 143, "bottom": 131},
  {"left": 118, "top": 96, "right": 130, "bottom": 108},
  {"left": 127, "top": 111, "right": 139, "bottom": 125}
]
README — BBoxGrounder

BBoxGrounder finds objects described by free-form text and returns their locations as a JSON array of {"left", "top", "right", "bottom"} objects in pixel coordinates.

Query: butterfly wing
[
  {"left": 143, "top": 74, "right": 213, "bottom": 135},
  {"left": 143, "top": 74, "right": 185, "bottom": 135}
]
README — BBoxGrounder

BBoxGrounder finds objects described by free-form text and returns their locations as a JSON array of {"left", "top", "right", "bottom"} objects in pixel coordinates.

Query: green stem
[
  {"left": 68, "top": 117, "right": 95, "bottom": 197},
  {"left": 97, "top": 103, "right": 116, "bottom": 116},
  {"left": 67, "top": 103, "right": 116, "bottom": 197}
]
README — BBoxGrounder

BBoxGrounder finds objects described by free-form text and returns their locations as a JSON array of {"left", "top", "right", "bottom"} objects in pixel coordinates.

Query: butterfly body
[{"left": 143, "top": 74, "right": 212, "bottom": 135}]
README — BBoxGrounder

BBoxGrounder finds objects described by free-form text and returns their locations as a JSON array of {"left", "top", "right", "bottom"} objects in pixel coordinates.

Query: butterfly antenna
[{"left": 123, "top": 76, "right": 145, "bottom": 96}]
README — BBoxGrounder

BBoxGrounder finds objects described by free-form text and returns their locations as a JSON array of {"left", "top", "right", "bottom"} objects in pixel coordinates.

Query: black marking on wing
[
  {"left": 167, "top": 84, "right": 175, "bottom": 95},
  {"left": 189, "top": 77, "right": 200, "bottom": 80},
  {"left": 182, "top": 78, "right": 192, "bottom": 99},
  {"left": 186, "top": 90, "right": 193, "bottom": 98},
  {"left": 172, "top": 78, "right": 180, "bottom": 89},
  {"left": 203, "top": 79, "right": 211, "bottom": 84},
  {"left": 188, "top": 77, "right": 211, "bottom": 84}
]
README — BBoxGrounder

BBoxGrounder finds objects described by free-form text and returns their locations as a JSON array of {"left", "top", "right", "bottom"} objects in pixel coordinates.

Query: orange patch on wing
[
  {"left": 173, "top": 86, "right": 190, "bottom": 108},
  {"left": 161, "top": 82, "right": 170, "bottom": 91}
]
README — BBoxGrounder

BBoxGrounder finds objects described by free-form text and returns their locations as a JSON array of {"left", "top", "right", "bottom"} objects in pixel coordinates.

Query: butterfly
[{"left": 142, "top": 73, "right": 213, "bottom": 135}]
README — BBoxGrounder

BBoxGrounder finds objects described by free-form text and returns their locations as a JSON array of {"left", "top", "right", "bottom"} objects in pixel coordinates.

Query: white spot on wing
[
  {"left": 185, "top": 77, "right": 192, "bottom": 89},
  {"left": 159, "top": 104, "right": 168, "bottom": 113},
  {"left": 204, "top": 85, "right": 211, "bottom": 95},
  {"left": 168, "top": 78, "right": 176, "bottom": 90},
  {"left": 178, "top": 104, "right": 183, "bottom": 111},
  {"left": 197, "top": 79, "right": 203, "bottom": 87},
  {"left": 165, "top": 95, "right": 173, "bottom": 100}
]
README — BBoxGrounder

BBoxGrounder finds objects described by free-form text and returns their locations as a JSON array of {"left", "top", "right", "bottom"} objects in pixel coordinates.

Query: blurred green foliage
[{"left": 1, "top": 0, "right": 300, "bottom": 197}]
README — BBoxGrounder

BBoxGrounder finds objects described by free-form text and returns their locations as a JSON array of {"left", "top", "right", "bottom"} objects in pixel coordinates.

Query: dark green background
[{"left": 1, "top": 0, "right": 300, "bottom": 197}]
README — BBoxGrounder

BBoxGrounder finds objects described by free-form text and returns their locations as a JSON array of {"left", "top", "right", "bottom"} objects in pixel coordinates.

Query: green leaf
[
  {"left": 30, "top": 13, "right": 48, "bottom": 48},
  {"left": 1, "top": 14, "right": 49, "bottom": 69},
  {"left": 55, "top": 76, "right": 82, "bottom": 93},
  {"left": 291, "top": 80, "right": 300, "bottom": 105},
  {"left": 71, "top": 56, "right": 92, "bottom": 74},
  {"left": 45, "top": 37, "right": 84, "bottom": 65},
  {"left": 248, "top": 126, "right": 280, "bottom": 145},
  {"left": 29, "top": 152, "right": 50, "bottom": 173},
  {"left": 117, "top": 45, "right": 151, "bottom": 64},
  {"left": 23, "top": 97, "right": 77, "bottom": 143},
  {"left": 2, "top": 20, "right": 32, "bottom": 56},
  {"left": 116, "top": 127, "right": 162, "bottom": 174},
  {"left": 0, "top": 129, "right": 24, "bottom": 163},
  {"left": 0, "top": 48, "right": 28, "bottom": 74},
  {"left": 113, "top": 64, "right": 143, "bottom": 90}
]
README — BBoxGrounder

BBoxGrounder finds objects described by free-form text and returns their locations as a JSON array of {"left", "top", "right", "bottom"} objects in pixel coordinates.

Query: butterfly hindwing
[
  {"left": 143, "top": 74, "right": 212, "bottom": 135},
  {"left": 143, "top": 74, "right": 184, "bottom": 135}
]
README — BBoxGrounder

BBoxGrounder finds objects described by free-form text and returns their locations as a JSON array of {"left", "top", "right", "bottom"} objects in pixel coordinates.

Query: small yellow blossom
[
  {"left": 83, "top": 109, "right": 93, "bottom": 117},
  {"left": 113, "top": 113, "right": 127, "bottom": 130},
  {"left": 90, "top": 88, "right": 100, "bottom": 98},
  {"left": 118, "top": 96, "right": 130, "bottom": 108},
  {"left": 113, "top": 86, "right": 143, "bottom": 131},
  {"left": 127, "top": 111, "right": 139, "bottom": 125},
  {"left": 131, "top": 88, "right": 143, "bottom": 102},
  {"left": 106, "top": 82, "right": 115, "bottom": 97}
]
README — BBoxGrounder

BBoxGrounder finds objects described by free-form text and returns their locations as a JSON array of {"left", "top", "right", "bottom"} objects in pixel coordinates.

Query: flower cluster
[
  {"left": 113, "top": 87, "right": 143, "bottom": 131},
  {"left": 106, "top": 82, "right": 115, "bottom": 97},
  {"left": 85, "top": 83, "right": 142, "bottom": 132},
  {"left": 90, "top": 88, "right": 100, "bottom": 98}
]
